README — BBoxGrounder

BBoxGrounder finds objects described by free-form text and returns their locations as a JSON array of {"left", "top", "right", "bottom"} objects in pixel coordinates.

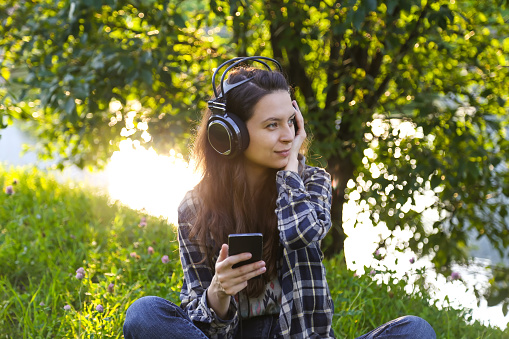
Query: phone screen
[{"left": 228, "top": 233, "right": 263, "bottom": 269}]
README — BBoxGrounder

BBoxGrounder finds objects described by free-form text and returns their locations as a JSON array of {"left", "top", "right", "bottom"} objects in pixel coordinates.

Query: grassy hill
[{"left": 1, "top": 165, "right": 507, "bottom": 338}]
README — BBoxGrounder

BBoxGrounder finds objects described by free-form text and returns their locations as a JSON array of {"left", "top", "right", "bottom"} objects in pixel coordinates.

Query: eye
[
  {"left": 288, "top": 117, "right": 295, "bottom": 126},
  {"left": 266, "top": 122, "right": 278, "bottom": 129}
]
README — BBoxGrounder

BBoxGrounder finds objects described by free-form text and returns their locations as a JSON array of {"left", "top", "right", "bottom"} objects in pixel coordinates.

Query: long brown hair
[{"left": 190, "top": 66, "right": 290, "bottom": 298}]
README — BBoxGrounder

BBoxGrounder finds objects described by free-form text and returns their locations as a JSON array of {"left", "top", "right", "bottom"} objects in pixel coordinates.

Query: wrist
[
  {"left": 284, "top": 157, "right": 299, "bottom": 172},
  {"left": 207, "top": 277, "right": 231, "bottom": 319}
]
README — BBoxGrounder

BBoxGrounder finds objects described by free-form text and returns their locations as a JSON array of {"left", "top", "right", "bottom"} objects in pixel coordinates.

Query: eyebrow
[{"left": 261, "top": 112, "right": 296, "bottom": 124}]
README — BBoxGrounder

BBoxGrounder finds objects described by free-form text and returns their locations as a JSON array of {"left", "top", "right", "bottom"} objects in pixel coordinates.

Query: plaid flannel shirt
[{"left": 177, "top": 163, "right": 335, "bottom": 339}]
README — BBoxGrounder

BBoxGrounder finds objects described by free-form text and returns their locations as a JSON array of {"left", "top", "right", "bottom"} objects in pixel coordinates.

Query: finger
[
  {"left": 216, "top": 244, "right": 228, "bottom": 263},
  {"left": 220, "top": 263, "right": 266, "bottom": 295},
  {"left": 244, "top": 262, "right": 267, "bottom": 279},
  {"left": 225, "top": 252, "right": 252, "bottom": 268},
  {"left": 292, "top": 101, "right": 305, "bottom": 133},
  {"left": 223, "top": 280, "right": 249, "bottom": 296},
  {"left": 218, "top": 259, "right": 265, "bottom": 285},
  {"left": 292, "top": 100, "right": 301, "bottom": 113},
  {"left": 231, "top": 260, "right": 266, "bottom": 280},
  {"left": 215, "top": 245, "right": 231, "bottom": 276},
  {"left": 215, "top": 251, "right": 252, "bottom": 281}
]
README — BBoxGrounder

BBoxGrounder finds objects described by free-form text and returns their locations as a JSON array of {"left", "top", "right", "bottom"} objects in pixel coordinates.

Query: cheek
[
  {"left": 249, "top": 132, "right": 272, "bottom": 150},
  {"left": 259, "top": 136, "right": 277, "bottom": 152}
]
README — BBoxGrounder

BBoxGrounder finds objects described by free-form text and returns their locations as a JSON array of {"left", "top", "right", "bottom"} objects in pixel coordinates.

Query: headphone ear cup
[
  {"left": 207, "top": 112, "right": 250, "bottom": 157},
  {"left": 228, "top": 113, "right": 250, "bottom": 152}
]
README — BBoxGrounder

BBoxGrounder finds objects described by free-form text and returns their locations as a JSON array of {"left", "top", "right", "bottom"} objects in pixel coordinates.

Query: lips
[{"left": 275, "top": 149, "right": 291, "bottom": 157}]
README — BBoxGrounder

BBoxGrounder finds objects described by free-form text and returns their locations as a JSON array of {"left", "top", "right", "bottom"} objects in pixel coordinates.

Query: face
[{"left": 243, "top": 90, "right": 296, "bottom": 177}]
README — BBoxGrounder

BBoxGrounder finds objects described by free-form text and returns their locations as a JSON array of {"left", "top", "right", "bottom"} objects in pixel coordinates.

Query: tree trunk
[{"left": 324, "top": 155, "right": 355, "bottom": 258}]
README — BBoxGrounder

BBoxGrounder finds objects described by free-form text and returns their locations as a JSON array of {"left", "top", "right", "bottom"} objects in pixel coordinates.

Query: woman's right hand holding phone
[{"left": 207, "top": 244, "right": 265, "bottom": 319}]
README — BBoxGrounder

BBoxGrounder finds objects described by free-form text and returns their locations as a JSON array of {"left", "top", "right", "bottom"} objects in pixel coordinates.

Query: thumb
[{"left": 217, "top": 244, "right": 229, "bottom": 263}]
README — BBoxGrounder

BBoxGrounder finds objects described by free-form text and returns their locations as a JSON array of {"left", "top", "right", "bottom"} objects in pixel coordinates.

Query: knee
[
  {"left": 126, "top": 296, "right": 160, "bottom": 317},
  {"left": 124, "top": 296, "right": 155, "bottom": 328},
  {"left": 402, "top": 316, "right": 436, "bottom": 338},
  {"left": 123, "top": 296, "right": 171, "bottom": 334}
]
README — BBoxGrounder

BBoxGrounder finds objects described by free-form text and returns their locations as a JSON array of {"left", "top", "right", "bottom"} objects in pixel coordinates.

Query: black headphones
[{"left": 207, "top": 56, "right": 283, "bottom": 157}]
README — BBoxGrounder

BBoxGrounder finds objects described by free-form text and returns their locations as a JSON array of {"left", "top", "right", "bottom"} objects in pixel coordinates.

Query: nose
[{"left": 280, "top": 124, "right": 294, "bottom": 143}]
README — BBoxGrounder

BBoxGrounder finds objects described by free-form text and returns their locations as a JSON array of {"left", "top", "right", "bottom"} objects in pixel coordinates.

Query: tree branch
[
  {"left": 324, "top": 32, "right": 343, "bottom": 109},
  {"left": 366, "top": 3, "right": 431, "bottom": 109}
]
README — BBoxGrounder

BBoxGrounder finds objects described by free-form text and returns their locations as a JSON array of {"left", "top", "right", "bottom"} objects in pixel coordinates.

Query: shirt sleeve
[
  {"left": 177, "top": 191, "right": 239, "bottom": 339},
  {"left": 275, "top": 165, "right": 333, "bottom": 251}
]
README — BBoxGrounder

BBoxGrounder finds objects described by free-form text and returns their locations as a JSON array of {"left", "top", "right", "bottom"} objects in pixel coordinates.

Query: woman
[{"left": 123, "top": 59, "right": 436, "bottom": 339}]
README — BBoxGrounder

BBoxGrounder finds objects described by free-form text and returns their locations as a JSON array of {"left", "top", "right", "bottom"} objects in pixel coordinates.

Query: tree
[
  {"left": 1, "top": 0, "right": 508, "bottom": 313},
  {"left": 1, "top": 0, "right": 217, "bottom": 167}
]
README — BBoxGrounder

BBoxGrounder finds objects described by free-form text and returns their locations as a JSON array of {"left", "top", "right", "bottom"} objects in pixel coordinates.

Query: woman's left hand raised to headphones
[{"left": 284, "top": 100, "right": 306, "bottom": 173}]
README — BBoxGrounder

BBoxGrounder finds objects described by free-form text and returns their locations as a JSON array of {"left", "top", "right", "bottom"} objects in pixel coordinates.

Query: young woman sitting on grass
[{"left": 123, "top": 57, "right": 436, "bottom": 339}]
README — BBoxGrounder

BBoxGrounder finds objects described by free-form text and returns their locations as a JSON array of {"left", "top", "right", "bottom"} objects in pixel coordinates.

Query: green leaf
[
  {"left": 430, "top": 175, "right": 442, "bottom": 190},
  {"left": 173, "top": 13, "right": 186, "bottom": 27},
  {"left": 387, "top": 0, "right": 399, "bottom": 15},
  {"left": 365, "top": 0, "right": 378, "bottom": 13},
  {"left": 353, "top": 7, "right": 366, "bottom": 31},
  {"left": 65, "top": 98, "right": 76, "bottom": 115},
  {"left": 140, "top": 69, "right": 153, "bottom": 86},
  {"left": 500, "top": 206, "right": 507, "bottom": 219}
]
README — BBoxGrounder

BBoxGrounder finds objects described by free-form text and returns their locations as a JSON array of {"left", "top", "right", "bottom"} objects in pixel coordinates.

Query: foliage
[
  {"left": 0, "top": 0, "right": 217, "bottom": 168},
  {"left": 0, "top": 165, "right": 507, "bottom": 338},
  {"left": 1, "top": 0, "right": 509, "bottom": 311},
  {"left": 0, "top": 164, "right": 182, "bottom": 337}
]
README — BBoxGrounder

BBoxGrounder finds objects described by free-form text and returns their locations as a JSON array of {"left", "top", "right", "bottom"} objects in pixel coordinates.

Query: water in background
[{"left": 1, "top": 124, "right": 507, "bottom": 330}]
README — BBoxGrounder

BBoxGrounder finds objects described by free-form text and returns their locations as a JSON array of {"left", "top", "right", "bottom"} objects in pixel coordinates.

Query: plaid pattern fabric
[
  {"left": 178, "top": 191, "right": 239, "bottom": 338},
  {"left": 276, "top": 168, "right": 335, "bottom": 338},
  {"left": 177, "top": 165, "right": 335, "bottom": 339}
]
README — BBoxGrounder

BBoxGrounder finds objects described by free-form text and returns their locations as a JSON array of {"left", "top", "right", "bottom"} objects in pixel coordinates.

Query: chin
[{"left": 274, "top": 160, "right": 289, "bottom": 170}]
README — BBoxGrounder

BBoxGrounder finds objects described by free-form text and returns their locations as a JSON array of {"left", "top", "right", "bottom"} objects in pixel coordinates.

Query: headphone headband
[{"left": 211, "top": 56, "right": 283, "bottom": 104}]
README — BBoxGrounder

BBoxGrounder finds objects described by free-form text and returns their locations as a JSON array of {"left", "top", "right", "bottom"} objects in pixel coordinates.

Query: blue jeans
[
  {"left": 355, "top": 316, "right": 436, "bottom": 339},
  {"left": 124, "top": 296, "right": 435, "bottom": 338},
  {"left": 123, "top": 296, "right": 281, "bottom": 339}
]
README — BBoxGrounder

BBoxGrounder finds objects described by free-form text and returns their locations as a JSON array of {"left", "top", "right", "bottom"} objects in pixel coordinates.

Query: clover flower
[
  {"left": 5, "top": 185, "right": 14, "bottom": 195},
  {"left": 108, "top": 283, "right": 114, "bottom": 293},
  {"left": 161, "top": 255, "right": 170, "bottom": 264},
  {"left": 148, "top": 246, "right": 154, "bottom": 255},
  {"left": 130, "top": 252, "right": 137, "bottom": 258},
  {"left": 96, "top": 304, "right": 104, "bottom": 312},
  {"left": 374, "top": 249, "right": 385, "bottom": 260},
  {"left": 139, "top": 217, "right": 147, "bottom": 227},
  {"left": 64, "top": 304, "right": 71, "bottom": 311},
  {"left": 75, "top": 267, "right": 85, "bottom": 280},
  {"left": 451, "top": 272, "right": 461, "bottom": 280}
]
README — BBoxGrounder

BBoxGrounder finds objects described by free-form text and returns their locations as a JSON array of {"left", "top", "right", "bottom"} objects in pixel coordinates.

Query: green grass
[{"left": 1, "top": 164, "right": 507, "bottom": 338}]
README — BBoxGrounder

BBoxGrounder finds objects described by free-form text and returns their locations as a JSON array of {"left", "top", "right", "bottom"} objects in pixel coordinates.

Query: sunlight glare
[{"left": 106, "top": 139, "right": 201, "bottom": 225}]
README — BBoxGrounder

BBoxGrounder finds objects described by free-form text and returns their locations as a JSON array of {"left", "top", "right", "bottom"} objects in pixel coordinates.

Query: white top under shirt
[{"left": 237, "top": 277, "right": 282, "bottom": 318}]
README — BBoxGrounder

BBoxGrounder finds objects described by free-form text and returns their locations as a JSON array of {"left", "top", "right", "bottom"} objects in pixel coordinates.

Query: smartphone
[
  {"left": 292, "top": 101, "right": 299, "bottom": 134},
  {"left": 228, "top": 233, "right": 263, "bottom": 269}
]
